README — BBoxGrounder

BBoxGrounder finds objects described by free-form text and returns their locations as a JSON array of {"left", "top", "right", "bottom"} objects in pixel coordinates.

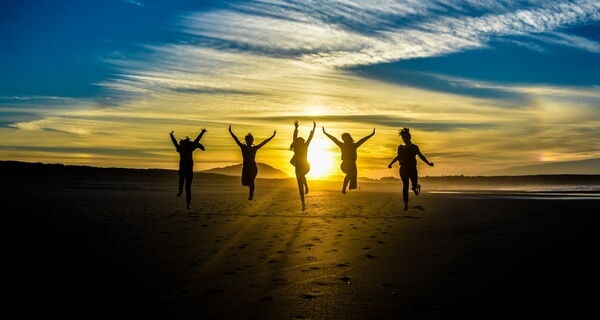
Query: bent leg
[
  {"left": 342, "top": 175, "right": 350, "bottom": 194},
  {"left": 297, "top": 165, "right": 310, "bottom": 195},
  {"left": 409, "top": 167, "right": 420, "bottom": 195},
  {"left": 348, "top": 162, "right": 358, "bottom": 190}
]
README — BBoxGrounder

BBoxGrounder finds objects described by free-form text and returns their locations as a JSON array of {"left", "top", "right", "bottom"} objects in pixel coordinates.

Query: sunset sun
[{"left": 307, "top": 137, "right": 337, "bottom": 179}]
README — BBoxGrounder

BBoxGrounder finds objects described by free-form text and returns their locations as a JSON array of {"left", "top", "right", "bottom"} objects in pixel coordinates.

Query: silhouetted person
[
  {"left": 290, "top": 120, "right": 316, "bottom": 211},
  {"left": 229, "top": 125, "right": 276, "bottom": 200},
  {"left": 323, "top": 126, "right": 375, "bottom": 194},
  {"left": 170, "top": 128, "right": 207, "bottom": 209},
  {"left": 388, "top": 127, "right": 434, "bottom": 211}
]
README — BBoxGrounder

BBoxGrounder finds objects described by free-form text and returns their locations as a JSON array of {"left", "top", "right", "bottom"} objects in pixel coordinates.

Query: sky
[{"left": 1, "top": 0, "right": 599, "bottom": 179}]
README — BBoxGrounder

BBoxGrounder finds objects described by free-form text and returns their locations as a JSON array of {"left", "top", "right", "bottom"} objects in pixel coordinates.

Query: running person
[{"left": 388, "top": 127, "right": 434, "bottom": 211}]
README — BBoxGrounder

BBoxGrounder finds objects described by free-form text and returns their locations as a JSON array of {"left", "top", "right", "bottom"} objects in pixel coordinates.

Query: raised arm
[
  {"left": 256, "top": 130, "right": 277, "bottom": 149},
  {"left": 229, "top": 125, "right": 243, "bottom": 147},
  {"left": 306, "top": 121, "right": 316, "bottom": 145},
  {"left": 355, "top": 128, "right": 376, "bottom": 147},
  {"left": 293, "top": 121, "right": 299, "bottom": 141},
  {"left": 193, "top": 128, "right": 207, "bottom": 144},
  {"left": 170, "top": 131, "right": 179, "bottom": 149},
  {"left": 322, "top": 126, "right": 342, "bottom": 147}
]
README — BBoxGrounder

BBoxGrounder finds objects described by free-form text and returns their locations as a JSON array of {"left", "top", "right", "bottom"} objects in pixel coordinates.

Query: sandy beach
[{"left": 4, "top": 166, "right": 600, "bottom": 319}]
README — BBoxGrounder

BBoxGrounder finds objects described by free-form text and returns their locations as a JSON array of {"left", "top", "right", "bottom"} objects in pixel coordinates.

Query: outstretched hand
[
  {"left": 313, "top": 121, "right": 316, "bottom": 128},
  {"left": 322, "top": 126, "right": 326, "bottom": 133},
  {"left": 170, "top": 131, "right": 174, "bottom": 135},
  {"left": 201, "top": 128, "right": 207, "bottom": 133},
  {"left": 372, "top": 128, "right": 376, "bottom": 135},
  {"left": 272, "top": 130, "right": 277, "bottom": 136},
  {"left": 388, "top": 164, "right": 392, "bottom": 169},
  {"left": 429, "top": 162, "right": 434, "bottom": 167},
  {"left": 294, "top": 120, "right": 299, "bottom": 127}
]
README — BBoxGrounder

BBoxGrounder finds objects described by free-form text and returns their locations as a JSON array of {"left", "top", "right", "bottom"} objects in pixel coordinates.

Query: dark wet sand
[{"left": 5, "top": 177, "right": 599, "bottom": 319}]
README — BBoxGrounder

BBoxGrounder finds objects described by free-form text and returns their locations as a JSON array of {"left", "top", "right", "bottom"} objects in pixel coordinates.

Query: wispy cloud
[
  {"left": 177, "top": 0, "right": 600, "bottom": 68},
  {"left": 103, "top": 0, "right": 600, "bottom": 98},
  {"left": 531, "top": 31, "right": 600, "bottom": 53}
]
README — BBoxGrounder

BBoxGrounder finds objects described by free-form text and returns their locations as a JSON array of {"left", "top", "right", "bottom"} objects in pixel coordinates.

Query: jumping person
[
  {"left": 290, "top": 120, "right": 316, "bottom": 211},
  {"left": 388, "top": 127, "right": 434, "bottom": 211},
  {"left": 229, "top": 125, "right": 276, "bottom": 200},
  {"left": 322, "top": 126, "right": 375, "bottom": 194},
  {"left": 170, "top": 128, "right": 207, "bottom": 209}
]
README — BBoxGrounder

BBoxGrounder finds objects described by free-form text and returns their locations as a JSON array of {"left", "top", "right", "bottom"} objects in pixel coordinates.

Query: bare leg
[
  {"left": 342, "top": 175, "right": 350, "bottom": 194},
  {"left": 400, "top": 167, "right": 410, "bottom": 205},
  {"left": 177, "top": 174, "right": 184, "bottom": 196},
  {"left": 248, "top": 182, "right": 255, "bottom": 200},
  {"left": 297, "top": 177, "right": 305, "bottom": 208},
  {"left": 399, "top": 169, "right": 410, "bottom": 210}
]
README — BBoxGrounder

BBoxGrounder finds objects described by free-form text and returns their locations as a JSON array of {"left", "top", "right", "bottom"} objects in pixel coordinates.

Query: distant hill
[
  {"left": 202, "top": 163, "right": 290, "bottom": 179},
  {"left": 489, "top": 158, "right": 600, "bottom": 176},
  {"left": 2, "top": 161, "right": 598, "bottom": 191}
]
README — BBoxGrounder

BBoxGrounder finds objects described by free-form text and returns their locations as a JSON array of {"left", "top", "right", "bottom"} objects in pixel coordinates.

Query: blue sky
[{"left": 1, "top": 0, "right": 599, "bottom": 178}]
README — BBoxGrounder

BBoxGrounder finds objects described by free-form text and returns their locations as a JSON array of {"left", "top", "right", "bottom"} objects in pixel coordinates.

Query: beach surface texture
[{"left": 4, "top": 162, "right": 599, "bottom": 319}]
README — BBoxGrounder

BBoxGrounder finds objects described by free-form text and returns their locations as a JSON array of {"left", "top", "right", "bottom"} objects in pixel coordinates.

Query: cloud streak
[{"left": 176, "top": 0, "right": 600, "bottom": 68}]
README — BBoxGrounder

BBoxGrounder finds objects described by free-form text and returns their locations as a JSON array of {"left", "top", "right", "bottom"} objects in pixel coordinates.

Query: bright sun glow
[{"left": 307, "top": 137, "right": 338, "bottom": 179}]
